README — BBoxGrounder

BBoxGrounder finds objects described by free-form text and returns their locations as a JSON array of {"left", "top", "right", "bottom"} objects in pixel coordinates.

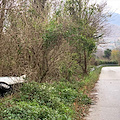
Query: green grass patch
[{"left": 0, "top": 67, "right": 102, "bottom": 120}]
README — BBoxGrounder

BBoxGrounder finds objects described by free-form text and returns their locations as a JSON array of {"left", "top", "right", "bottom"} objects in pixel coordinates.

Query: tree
[
  {"left": 111, "top": 49, "right": 119, "bottom": 61},
  {"left": 111, "top": 49, "right": 120, "bottom": 65},
  {"left": 0, "top": 0, "right": 65, "bottom": 82},
  {"left": 64, "top": 0, "right": 110, "bottom": 74},
  {"left": 0, "top": 0, "right": 111, "bottom": 81},
  {"left": 104, "top": 49, "right": 111, "bottom": 59}
]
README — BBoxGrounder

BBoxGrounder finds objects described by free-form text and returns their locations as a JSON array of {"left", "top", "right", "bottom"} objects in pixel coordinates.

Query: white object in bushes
[{"left": 0, "top": 75, "right": 26, "bottom": 85}]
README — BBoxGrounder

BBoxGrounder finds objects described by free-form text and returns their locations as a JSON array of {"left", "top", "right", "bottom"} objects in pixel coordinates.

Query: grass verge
[{"left": 0, "top": 67, "right": 102, "bottom": 120}]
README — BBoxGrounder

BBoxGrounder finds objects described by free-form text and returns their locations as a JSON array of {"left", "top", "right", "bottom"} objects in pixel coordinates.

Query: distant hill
[
  {"left": 98, "top": 23, "right": 120, "bottom": 49},
  {"left": 96, "top": 13, "right": 120, "bottom": 58},
  {"left": 108, "top": 13, "right": 120, "bottom": 26},
  {"left": 106, "top": 23, "right": 120, "bottom": 37}
]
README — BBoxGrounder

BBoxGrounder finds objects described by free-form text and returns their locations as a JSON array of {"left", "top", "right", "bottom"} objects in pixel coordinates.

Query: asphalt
[{"left": 85, "top": 67, "right": 120, "bottom": 120}]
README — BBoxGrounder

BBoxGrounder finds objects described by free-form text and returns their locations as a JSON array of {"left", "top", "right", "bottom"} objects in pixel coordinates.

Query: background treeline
[{"left": 0, "top": 0, "right": 109, "bottom": 82}]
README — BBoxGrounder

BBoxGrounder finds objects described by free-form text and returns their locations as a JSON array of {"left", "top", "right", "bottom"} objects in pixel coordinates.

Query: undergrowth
[{"left": 0, "top": 67, "right": 102, "bottom": 120}]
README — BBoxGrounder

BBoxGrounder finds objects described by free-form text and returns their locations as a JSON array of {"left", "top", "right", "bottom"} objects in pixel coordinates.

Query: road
[{"left": 85, "top": 67, "right": 120, "bottom": 120}]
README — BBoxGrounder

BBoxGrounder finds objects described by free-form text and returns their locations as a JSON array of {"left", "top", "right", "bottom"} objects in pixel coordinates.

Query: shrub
[
  {"left": 98, "top": 60, "right": 118, "bottom": 65},
  {"left": 0, "top": 82, "right": 74, "bottom": 120},
  {"left": 0, "top": 67, "right": 102, "bottom": 120},
  {"left": 2, "top": 102, "right": 72, "bottom": 120}
]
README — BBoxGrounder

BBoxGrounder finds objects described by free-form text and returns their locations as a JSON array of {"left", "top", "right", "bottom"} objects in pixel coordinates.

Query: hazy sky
[{"left": 91, "top": 0, "right": 120, "bottom": 14}]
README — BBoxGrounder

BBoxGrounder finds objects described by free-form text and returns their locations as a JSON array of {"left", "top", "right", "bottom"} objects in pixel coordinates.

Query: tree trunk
[
  {"left": 84, "top": 49, "right": 87, "bottom": 74},
  {"left": 40, "top": 50, "right": 49, "bottom": 82}
]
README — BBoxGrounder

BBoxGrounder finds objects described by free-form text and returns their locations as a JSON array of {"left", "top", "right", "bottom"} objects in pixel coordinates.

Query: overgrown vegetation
[
  {"left": 96, "top": 49, "right": 119, "bottom": 65},
  {"left": 97, "top": 60, "right": 118, "bottom": 65},
  {"left": 103, "top": 49, "right": 112, "bottom": 59},
  {"left": 0, "top": 67, "right": 102, "bottom": 120},
  {"left": 0, "top": 0, "right": 110, "bottom": 119},
  {"left": 111, "top": 49, "right": 120, "bottom": 65},
  {"left": 0, "top": 0, "right": 109, "bottom": 80}
]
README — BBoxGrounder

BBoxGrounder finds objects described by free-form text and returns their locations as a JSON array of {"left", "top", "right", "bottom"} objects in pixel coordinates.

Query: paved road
[{"left": 85, "top": 67, "right": 120, "bottom": 120}]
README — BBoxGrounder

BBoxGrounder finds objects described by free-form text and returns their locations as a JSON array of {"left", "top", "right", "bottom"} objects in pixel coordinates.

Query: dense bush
[
  {"left": 1, "top": 82, "right": 75, "bottom": 120},
  {"left": 0, "top": 67, "right": 102, "bottom": 120},
  {"left": 98, "top": 60, "right": 118, "bottom": 65},
  {"left": 0, "top": 0, "right": 107, "bottom": 118},
  {"left": 0, "top": 0, "right": 109, "bottom": 83},
  {"left": 2, "top": 103, "right": 72, "bottom": 120}
]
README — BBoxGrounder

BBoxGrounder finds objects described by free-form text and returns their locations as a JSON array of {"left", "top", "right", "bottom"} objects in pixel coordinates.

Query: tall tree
[
  {"left": 104, "top": 49, "right": 111, "bottom": 59},
  {"left": 64, "top": 0, "right": 110, "bottom": 74}
]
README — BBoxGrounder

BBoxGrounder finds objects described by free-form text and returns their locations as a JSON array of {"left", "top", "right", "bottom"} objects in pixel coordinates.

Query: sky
[{"left": 91, "top": 0, "right": 120, "bottom": 14}]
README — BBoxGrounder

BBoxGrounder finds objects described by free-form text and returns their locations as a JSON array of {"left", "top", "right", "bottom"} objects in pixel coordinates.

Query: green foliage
[
  {"left": 1, "top": 82, "right": 75, "bottom": 120},
  {"left": 0, "top": 68, "right": 102, "bottom": 120},
  {"left": 42, "top": 20, "right": 63, "bottom": 49},
  {"left": 63, "top": 22, "right": 96, "bottom": 74},
  {"left": 59, "top": 53, "right": 81, "bottom": 81},
  {"left": 98, "top": 60, "right": 118, "bottom": 65},
  {"left": 63, "top": 0, "right": 98, "bottom": 73},
  {"left": 53, "top": 82, "right": 78, "bottom": 104},
  {"left": 83, "top": 67, "right": 102, "bottom": 91},
  {"left": 62, "top": 0, "right": 109, "bottom": 74},
  {"left": 2, "top": 103, "right": 71, "bottom": 120},
  {"left": 79, "top": 93, "right": 91, "bottom": 105},
  {"left": 0, "top": 0, "right": 109, "bottom": 82},
  {"left": 104, "top": 49, "right": 112, "bottom": 59},
  {"left": 0, "top": 0, "right": 108, "bottom": 118}
]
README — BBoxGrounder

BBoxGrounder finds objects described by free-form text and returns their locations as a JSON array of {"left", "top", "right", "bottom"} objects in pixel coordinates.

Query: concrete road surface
[{"left": 85, "top": 67, "right": 120, "bottom": 120}]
